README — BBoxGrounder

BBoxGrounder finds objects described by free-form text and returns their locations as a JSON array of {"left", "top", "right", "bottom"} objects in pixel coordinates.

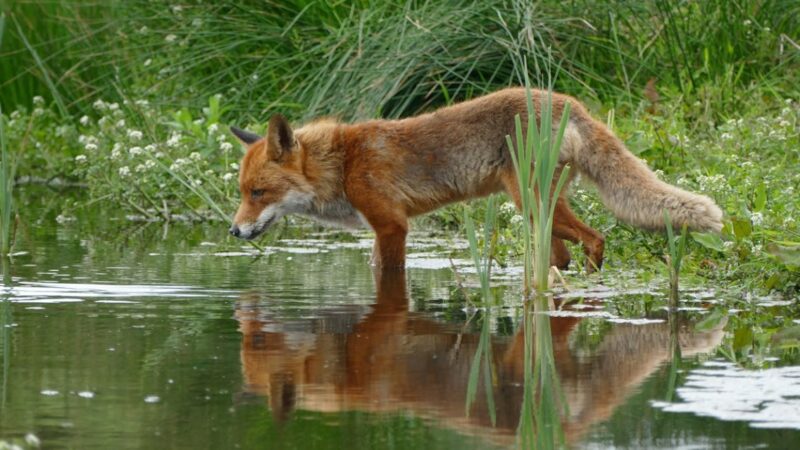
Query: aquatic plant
[
  {"left": 506, "top": 73, "right": 572, "bottom": 295},
  {"left": 0, "top": 14, "right": 15, "bottom": 256},
  {"left": 463, "top": 196, "right": 498, "bottom": 424},
  {"left": 518, "top": 297, "right": 567, "bottom": 449},
  {"left": 663, "top": 210, "right": 689, "bottom": 307}
]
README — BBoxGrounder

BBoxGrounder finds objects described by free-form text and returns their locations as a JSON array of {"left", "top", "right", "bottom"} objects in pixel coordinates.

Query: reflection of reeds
[
  {"left": 518, "top": 296, "right": 567, "bottom": 449},
  {"left": 464, "top": 196, "right": 498, "bottom": 424},
  {"left": 1, "top": 260, "right": 11, "bottom": 408},
  {"left": 506, "top": 72, "right": 571, "bottom": 295}
]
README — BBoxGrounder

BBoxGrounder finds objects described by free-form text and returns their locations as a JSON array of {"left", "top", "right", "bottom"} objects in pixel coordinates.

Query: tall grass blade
[
  {"left": 12, "top": 16, "right": 68, "bottom": 118},
  {"left": 0, "top": 102, "right": 13, "bottom": 256}
]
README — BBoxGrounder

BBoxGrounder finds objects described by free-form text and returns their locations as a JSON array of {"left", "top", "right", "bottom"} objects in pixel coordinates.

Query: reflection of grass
[
  {"left": 1, "top": 260, "right": 11, "bottom": 409},
  {"left": 463, "top": 196, "right": 498, "bottom": 424},
  {"left": 518, "top": 296, "right": 567, "bottom": 449}
]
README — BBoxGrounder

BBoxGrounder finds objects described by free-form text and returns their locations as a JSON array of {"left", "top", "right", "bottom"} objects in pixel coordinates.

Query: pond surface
[{"left": 1, "top": 189, "right": 799, "bottom": 449}]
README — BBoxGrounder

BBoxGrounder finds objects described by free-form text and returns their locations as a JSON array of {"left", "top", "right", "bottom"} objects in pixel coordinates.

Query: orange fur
[{"left": 229, "top": 88, "right": 722, "bottom": 269}]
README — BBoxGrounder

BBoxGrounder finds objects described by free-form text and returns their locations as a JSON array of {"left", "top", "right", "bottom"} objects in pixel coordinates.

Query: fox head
[{"left": 228, "top": 115, "right": 313, "bottom": 240}]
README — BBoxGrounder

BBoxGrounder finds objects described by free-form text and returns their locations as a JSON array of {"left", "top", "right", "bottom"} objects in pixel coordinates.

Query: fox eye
[{"left": 251, "top": 189, "right": 265, "bottom": 199}]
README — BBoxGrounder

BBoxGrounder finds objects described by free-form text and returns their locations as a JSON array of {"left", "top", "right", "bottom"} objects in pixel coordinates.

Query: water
[{"left": 1, "top": 188, "right": 799, "bottom": 449}]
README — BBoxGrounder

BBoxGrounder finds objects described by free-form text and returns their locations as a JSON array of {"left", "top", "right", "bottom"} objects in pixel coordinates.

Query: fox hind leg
[
  {"left": 500, "top": 171, "right": 573, "bottom": 271},
  {"left": 551, "top": 197, "right": 605, "bottom": 272}
]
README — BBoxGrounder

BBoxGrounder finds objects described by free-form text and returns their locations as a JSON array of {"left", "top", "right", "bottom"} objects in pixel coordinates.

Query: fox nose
[{"left": 229, "top": 224, "right": 240, "bottom": 238}]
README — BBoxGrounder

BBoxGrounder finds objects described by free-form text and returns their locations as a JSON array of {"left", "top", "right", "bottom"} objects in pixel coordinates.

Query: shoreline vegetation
[{"left": 0, "top": 0, "right": 798, "bottom": 294}]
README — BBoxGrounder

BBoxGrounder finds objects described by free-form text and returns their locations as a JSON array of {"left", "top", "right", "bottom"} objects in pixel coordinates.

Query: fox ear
[
  {"left": 267, "top": 114, "right": 294, "bottom": 160},
  {"left": 230, "top": 126, "right": 262, "bottom": 145}
]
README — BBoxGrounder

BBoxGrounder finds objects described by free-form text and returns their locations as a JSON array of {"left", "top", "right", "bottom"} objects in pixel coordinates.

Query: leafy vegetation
[{"left": 0, "top": 0, "right": 798, "bottom": 297}]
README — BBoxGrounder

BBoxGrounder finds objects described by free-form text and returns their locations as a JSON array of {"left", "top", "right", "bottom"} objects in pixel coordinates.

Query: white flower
[
  {"left": 204, "top": 169, "right": 214, "bottom": 176},
  {"left": 743, "top": 19, "right": 752, "bottom": 26},
  {"left": 129, "top": 146, "right": 144, "bottom": 156},
  {"left": 724, "top": 241, "right": 735, "bottom": 251},
  {"left": 166, "top": 133, "right": 181, "bottom": 148},
  {"left": 84, "top": 143, "right": 98, "bottom": 152},
  {"left": 145, "top": 160, "right": 156, "bottom": 169},
  {"left": 155, "top": 152, "right": 165, "bottom": 158},
  {"left": 135, "top": 164, "right": 147, "bottom": 173},
  {"left": 510, "top": 215, "right": 524, "bottom": 226},
  {"left": 10, "top": 111, "right": 20, "bottom": 119},
  {"left": 192, "top": 179, "right": 202, "bottom": 186},
  {"left": 98, "top": 117, "right": 109, "bottom": 127},
  {"left": 230, "top": 162, "right": 239, "bottom": 170},
  {"left": 116, "top": 119, "right": 126, "bottom": 128},
  {"left": 145, "top": 144, "right": 156, "bottom": 152},
  {"left": 108, "top": 102, "right": 119, "bottom": 111},
  {"left": 721, "top": 132, "right": 733, "bottom": 140},
  {"left": 190, "top": 152, "right": 202, "bottom": 161},
  {"left": 220, "top": 142, "right": 233, "bottom": 152},
  {"left": 119, "top": 166, "right": 131, "bottom": 177},
  {"left": 128, "top": 129, "right": 144, "bottom": 141},
  {"left": 25, "top": 433, "right": 41, "bottom": 447},
  {"left": 93, "top": 99, "right": 107, "bottom": 110},
  {"left": 75, "top": 154, "right": 88, "bottom": 163},
  {"left": 165, "top": 34, "right": 178, "bottom": 43},
  {"left": 251, "top": 73, "right": 259, "bottom": 81},
  {"left": 223, "top": 172, "right": 236, "bottom": 181},
  {"left": 208, "top": 123, "right": 219, "bottom": 134},
  {"left": 80, "top": 115, "right": 90, "bottom": 126},
  {"left": 144, "top": 58, "right": 152, "bottom": 67},
  {"left": 779, "top": 120, "right": 790, "bottom": 127},
  {"left": 172, "top": 5, "right": 183, "bottom": 14},
  {"left": 170, "top": 158, "right": 189, "bottom": 171},
  {"left": 500, "top": 201, "right": 516, "bottom": 215},
  {"left": 751, "top": 212, "right": 764, "bottom": 226},
  {"left": 32, "top": 108, "right": 44, "bottom": 117},
  {"left": 135, "top": 99, "right": 149, "bottom": 107},
  {"left": 33, "top": 95, "right": 45, "bottom": 105},
  {"left": 192, "top": 18, "right": 203, "bottom": 27},
  {"left": 139, "top": 25, "right": 149, "bottom": 34}
]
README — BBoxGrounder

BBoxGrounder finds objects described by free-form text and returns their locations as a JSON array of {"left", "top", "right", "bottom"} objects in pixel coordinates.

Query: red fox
[{"left": 228, "top": 88, "right": 722, "bottom": 269}]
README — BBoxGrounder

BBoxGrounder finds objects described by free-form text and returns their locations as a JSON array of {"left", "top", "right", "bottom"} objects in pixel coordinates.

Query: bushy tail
[{"left": 569, "top": 122, "right": 723, "bottom": 232}]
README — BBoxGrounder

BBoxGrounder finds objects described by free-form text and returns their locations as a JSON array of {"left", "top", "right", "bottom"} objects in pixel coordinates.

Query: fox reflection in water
[{"left": 235, "top": 269, "right": 724, "bottom": 445}]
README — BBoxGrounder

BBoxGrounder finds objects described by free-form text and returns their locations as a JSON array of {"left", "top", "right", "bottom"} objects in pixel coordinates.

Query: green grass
[
  {"left": 0, "top": 0, "right": 797, "bottom": 294},
  {"left": 1, "top": 12, "right": 15, "bottom": 255}
]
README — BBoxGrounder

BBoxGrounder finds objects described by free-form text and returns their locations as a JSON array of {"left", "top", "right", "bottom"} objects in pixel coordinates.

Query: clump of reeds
[
  {"left": 463, "top": 196, "right": 498, "bottom": 425},
  {"left": 506, "top": 75, "right": 572, "bottom": 295}
]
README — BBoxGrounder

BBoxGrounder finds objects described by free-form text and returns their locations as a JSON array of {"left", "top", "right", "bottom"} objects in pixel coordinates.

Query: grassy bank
[{"left": 0, "top": 0, "right": 798, "bottom": 292}]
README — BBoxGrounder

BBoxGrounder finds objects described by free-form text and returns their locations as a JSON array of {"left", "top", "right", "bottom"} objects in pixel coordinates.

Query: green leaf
[
  {"left": 732, "top": 217, "right": 752, "bottom": 239},
  {"left": 754, "top": 184, "right": 767, "bottom": 212},
  {"left": 691, "top": 232, "right": 726, "bottom": 252},
  {"left": 695, "top": 309, "right": 727, "bottom": 331},
  {"left": 766, "top": 243, "right": 800, "bottom": 266},
  {"left": 733, "top": 326, "right": 754, "bottom": 352}
]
